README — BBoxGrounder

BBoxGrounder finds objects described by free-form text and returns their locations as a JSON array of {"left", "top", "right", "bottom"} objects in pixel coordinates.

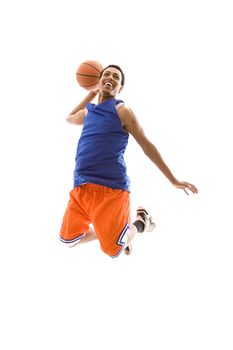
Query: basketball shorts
[{"left": 60, "top": 184, "right": 131, "bottom": 257}]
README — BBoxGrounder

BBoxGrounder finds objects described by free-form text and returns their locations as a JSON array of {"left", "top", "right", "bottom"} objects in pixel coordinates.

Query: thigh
[
  {"left": 92, "top": 188, "right": 131, "bottom": 257},
  {"left": 60, "top": 187, "right": 90, "bottom": 245}
]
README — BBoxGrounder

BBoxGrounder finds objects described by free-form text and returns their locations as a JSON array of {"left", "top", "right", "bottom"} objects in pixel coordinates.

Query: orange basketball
[{"left": 76, "top": 60, "right": 103, "bottom": 91}]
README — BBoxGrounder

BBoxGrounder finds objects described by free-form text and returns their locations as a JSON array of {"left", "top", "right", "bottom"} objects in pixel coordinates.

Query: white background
[{"left": 0, "top": 0, "right": 232, "bottom": 349}]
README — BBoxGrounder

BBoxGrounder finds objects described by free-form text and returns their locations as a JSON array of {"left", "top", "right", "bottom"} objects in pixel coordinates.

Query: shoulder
[
  {"left": 117, "top": 105, "right": 147, "bottom": 142},
  {"left": 116, "top": 104, "right": 135, "bottom": 127}
]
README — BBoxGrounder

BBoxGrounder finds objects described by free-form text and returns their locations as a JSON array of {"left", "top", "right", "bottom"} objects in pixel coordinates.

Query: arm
[
  {"left": 66, "top": 91, "right": 98, "bottom": 125},
  {"left": 118, "top": 106, "right": 198, "bottom": 195}
]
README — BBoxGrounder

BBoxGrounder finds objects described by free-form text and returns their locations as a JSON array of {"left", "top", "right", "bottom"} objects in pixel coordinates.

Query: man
[{"left": 60, "top": 64, "right": 198, "bottom": 257}]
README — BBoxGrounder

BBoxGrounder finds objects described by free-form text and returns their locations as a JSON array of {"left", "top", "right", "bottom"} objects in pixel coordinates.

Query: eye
[
  {"left": 113, "top": 75, "right": 120, "bottom": 80},
  {"left": 103, "top": 72, "right": 110, "bottom": 77}
]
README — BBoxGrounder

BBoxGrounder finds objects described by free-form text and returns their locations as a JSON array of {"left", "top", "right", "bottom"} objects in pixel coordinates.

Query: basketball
[{"left": 76, "top": 60, "right": 103, "bottom": 91}]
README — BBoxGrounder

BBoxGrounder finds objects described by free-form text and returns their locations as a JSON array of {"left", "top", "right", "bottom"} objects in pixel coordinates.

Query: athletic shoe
[{"left": 136, "top": 206, "right": 156, "bottom": 233}]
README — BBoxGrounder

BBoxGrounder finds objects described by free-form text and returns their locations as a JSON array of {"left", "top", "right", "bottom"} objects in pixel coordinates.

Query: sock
[{"left": 133, "top": 220, "right": 145, "bottom": 233}]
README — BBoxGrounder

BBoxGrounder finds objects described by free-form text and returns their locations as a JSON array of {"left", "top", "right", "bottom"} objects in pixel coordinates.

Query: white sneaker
[{"left": 136, "top": 207, "right": 156, "bottom": 232}]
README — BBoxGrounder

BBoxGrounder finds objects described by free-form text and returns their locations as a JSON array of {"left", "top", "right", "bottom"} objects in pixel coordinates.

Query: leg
[
  {"left": 123, "top": 224, "right": 137, "bottom": 255},
  {"left": 60, "top": 187, "right": 91, "bottom": 247},
  {"left": 76, "top": 226, "right": 97, "bottom": 245},
  {"left": 91, "top": 187, "right": 155, "bottom": 257},
  {"left": 90, "top": 186, "right": 131, "bottom": 258},
  {"left": 124, "top": 206, "right": 156, "bottom": 255}
]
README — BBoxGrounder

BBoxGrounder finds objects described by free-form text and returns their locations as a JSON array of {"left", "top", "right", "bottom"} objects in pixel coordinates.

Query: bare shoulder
[
  {"left": 117, "top": 105, "right": 150, "bottom": 148},
  {"left": 117, "top": 105, "right": 135, "bottom": 127}
]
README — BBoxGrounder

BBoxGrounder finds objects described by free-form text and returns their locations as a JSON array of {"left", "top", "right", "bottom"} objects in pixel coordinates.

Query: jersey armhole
[
  {"left": 115, "top": 101, "right": 129, "bottom": 134},
  {"left": 115, "top": 101, "right": 125, "bottom": 110}
]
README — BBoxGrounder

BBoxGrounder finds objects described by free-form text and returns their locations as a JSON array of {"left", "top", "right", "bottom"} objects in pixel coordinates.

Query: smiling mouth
[{"left": 104, "top": 82, "right": 113, "bottom": 88}]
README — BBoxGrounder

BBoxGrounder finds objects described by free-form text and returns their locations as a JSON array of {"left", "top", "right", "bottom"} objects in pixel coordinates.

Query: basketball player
[{"left": 60, "top": 65, "right": 198, "bottom": 257}]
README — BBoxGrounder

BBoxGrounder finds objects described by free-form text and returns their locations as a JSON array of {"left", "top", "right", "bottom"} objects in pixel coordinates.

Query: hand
[
  {"left": 92, "top": 83, "right": 99, "bottom": 94},
  {"left": 173, "top": 180, "right": 198, "bottom": 196}
]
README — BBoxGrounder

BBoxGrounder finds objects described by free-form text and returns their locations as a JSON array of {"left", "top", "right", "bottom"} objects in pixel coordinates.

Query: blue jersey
[{"left": 73, "top": 98, "right": 130, "bottom": 191}]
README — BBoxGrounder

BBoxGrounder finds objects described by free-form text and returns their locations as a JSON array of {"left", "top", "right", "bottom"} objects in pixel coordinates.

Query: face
[{"left": 99, "top": 67, "right": 123, "bottom": 97}]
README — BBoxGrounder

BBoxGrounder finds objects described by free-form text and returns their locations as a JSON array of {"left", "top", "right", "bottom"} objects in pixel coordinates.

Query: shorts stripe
[
  {"left": 111, "top": 223, "right": 130, "bottom": 258},
  {"left": 60, "top": 233, "right": 85, "bottom": 244}
]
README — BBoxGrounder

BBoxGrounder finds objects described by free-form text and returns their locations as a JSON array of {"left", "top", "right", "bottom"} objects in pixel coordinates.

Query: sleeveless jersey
[{"left": 73, "top": 98, "right": 130, "bottom": 191}]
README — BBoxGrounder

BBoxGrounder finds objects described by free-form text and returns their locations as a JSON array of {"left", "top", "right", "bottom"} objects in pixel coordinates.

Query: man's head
[{"left": 99, "top": 65, "right": 125, "bottom": 97}]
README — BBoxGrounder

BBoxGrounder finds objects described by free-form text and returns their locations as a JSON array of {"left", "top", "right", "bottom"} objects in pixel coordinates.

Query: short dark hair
[{"left": 100, "top": 64, "right": 125, "bottom": 86}]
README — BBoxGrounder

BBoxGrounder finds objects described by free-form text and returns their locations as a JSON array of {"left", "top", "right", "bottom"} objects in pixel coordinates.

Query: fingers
[
  {"left": 185, "top": 183, "right": 198, "bottom": 194},
  {"left": 188, "top": 184, "right": 198, "bottom": 193},
  {"left": 175, "top": 181, "right": 198, "bottom": 194}
]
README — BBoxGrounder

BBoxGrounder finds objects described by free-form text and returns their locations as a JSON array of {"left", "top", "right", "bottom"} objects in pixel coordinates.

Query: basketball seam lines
[
  {"left": 78, "top": 81, "right": 99, "bottom": 87},
  {"left": 82, "top": 62, "right": 102, "bottom": 74},
  {"left": 76, "top": 73, "right": 100, "bottom": 78}
]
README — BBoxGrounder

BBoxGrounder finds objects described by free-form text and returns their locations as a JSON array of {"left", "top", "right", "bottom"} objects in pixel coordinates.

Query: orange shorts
[{"left": 60, "top": 184, "right": 131, "bottom": 257}]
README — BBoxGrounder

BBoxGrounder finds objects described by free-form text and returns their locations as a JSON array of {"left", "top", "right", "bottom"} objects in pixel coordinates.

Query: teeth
[{"left": 105, "top": 82, "right": 112, "bottom": 87}]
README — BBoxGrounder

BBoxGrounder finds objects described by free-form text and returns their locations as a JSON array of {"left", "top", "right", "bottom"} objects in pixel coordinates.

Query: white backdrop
[{"left": 1, "top": 1, "right": 232, "bottom": 349}]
